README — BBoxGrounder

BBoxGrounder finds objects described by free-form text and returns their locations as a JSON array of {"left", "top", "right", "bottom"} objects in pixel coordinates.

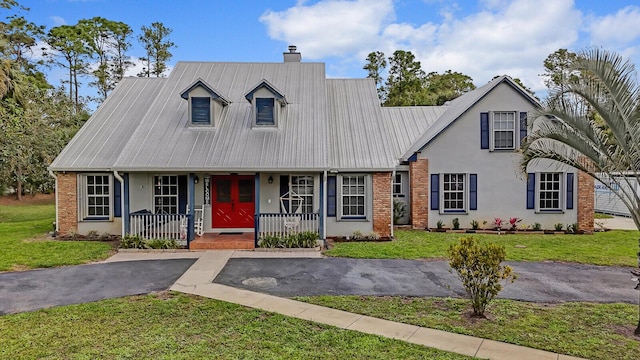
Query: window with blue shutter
[
  {"left": 327, "top": 176, "right": 336, "bottom": 217},
  {"left": 519, "top": 112, "right": 527, "bottom": 144},
  {"left": 480, "top": 112, "right": 489, "bottom": 149},
  {"left": 430, "top": 174, "right": 439, "bottom": 210},
  {"left": 469, "top": 174, "right": 477, "bottom": 210},
  {"left": 566, "top": 173, "right": 574, "bottom": 209},
  {"left": 191, "top": 97, "right": 210, "bottom": 124},
  {"left": 280, "top": 175, "right": 289, "bottom": 213},
  {"left": 526, "top": 173, "right": 535, "bottom": 209},
  {"left": 256, "top": 98, "right": 275, "bottom": 125},
  {"left": 114, "top": 177, "right": 121, "bottom": 217}
]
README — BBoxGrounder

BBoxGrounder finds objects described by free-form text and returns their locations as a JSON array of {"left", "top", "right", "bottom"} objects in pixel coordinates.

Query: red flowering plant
[
  {"left": 493, "top": 218, "right": 503, "bottom": 231},
  {"left": 509, "top": 217, "right": 522, "bottom": 230}
]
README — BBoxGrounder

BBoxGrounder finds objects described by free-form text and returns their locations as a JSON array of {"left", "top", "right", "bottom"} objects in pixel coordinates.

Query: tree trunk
[{"left": 16, "top": 167, "right": 22, "bottom": 201}]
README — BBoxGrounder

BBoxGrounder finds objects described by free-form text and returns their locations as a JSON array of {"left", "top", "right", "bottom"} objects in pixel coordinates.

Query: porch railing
[
  {"left": 257, "top": 213, "right": 320, "bottom": 238},
  {"left": 129, "top": 212, "right": 190, "bottom": 241}
]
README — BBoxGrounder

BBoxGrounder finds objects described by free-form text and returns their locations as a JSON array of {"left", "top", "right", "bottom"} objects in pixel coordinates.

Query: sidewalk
[
  {"left": 168, "top": 251, "right": 585, "bottom": 360},
  {"left": 597, "top": 216, "right": 637, "bottom": 230}
]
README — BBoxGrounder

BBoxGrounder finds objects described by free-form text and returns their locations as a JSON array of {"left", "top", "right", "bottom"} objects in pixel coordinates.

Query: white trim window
[
  {"left": 393, "top": 173, "right": 402, "bottom": 196},
  {"left": 442, "top": 173, "right": 465, "bottom": 212},
  {"left": 79, "top": 174, "right": 112, "bottom": 220},
  {"left": 154, "top": 175, "right": 178, "bottom": 214},
  {"left": 538, "top": 172, "right": 561, "bottom": 211},
  {"left": 340, "top": 175, "right": 366, "bottom": 218},
  {"left": 290, "top": 175, "right": 314, "bottom": 213},
  {"left": 492, "top": 111, "right": 516, "bottom": 149}
]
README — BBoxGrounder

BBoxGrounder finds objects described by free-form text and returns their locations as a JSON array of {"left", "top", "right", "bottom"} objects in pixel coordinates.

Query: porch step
[{"left": 190, "top": 233, "right": 255, "bottom": 250}]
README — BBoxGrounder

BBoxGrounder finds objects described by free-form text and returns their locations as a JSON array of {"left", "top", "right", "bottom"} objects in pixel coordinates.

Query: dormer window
[
  {"left": 256, "top": 98, "right": 275, "bottom": 125},
  {"left": 245, "top": 79, "right": 287, "bottom": 129},
  {"left": 191, "top": 97, "right": 211, "bottom": 124},
  {"left": 180, "top": 78, "right": 230, "bottom": 127}
]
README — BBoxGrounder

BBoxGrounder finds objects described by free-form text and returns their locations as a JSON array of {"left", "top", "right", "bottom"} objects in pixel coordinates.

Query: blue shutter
[
  {"left": 566, "top": 173, "right": 574, "bottom": 209},
  {"left": 327, "top": 176, "right": 336, "bottom": 217},
  {"left": 191, "top": 97, "right": 210, "bottom": 124},
  {"left": 519, "top": 112, "right": 527, "bottom": 144},
  {"left": 469, "top": 174, "right": 477, "bottom": 210},
  {"left": 430, "top": 174, "right": 439, "bottom": 210},
  {"left": 178, "top": 175, "right": 188, "bottom": 214},
  {"left": 114, "top": 177, "right": 121, "bottom": 217},
  {"left": 480, "top": 112, "right": 489, "bottom": 149},
  {"left": 280, "top": 175, "right": 289, "bottom": 213},
  {"left": 526, "top": 173, "right": 535, "bottom": 209}
]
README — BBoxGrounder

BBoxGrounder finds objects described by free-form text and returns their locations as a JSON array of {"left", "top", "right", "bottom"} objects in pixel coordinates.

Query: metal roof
[
  {"left": 326, "top": 79, "right": 398, "bottom": 170},
  {"left": 51, "top": 61, "right": 331, "bottom": 172},
  {"left": 381, "top": 106, "right": 447, "bottom": 158}
]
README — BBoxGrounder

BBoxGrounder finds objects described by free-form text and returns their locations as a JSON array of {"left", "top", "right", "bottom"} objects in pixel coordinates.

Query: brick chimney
[{"left": 283, "top": 45, "right": 301, "bottom": 62}]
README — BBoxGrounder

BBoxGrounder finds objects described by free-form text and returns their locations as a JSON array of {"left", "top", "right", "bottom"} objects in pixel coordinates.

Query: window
[
  {"left": 154, "top": 175, "right": 178, "bottom": 214},
  {"left": 341, "top": 175, "right": 366, "bottom": 218},
  {"left": 256, "top": 98, "right": 275, "bottom": 125},
  {"left": 538, "top": 172, "right": 561, "bottom": 210},
  {"left": 442, "top": 174, "right": 465, "bottom": 211},
  {"left": 291, "top": 176, "right": 314, "bottom": 213},
  {"left": 393, "top": 173, "right": 402, "bottom": 196},
  {"left": 191, "top": 97, "right": 210, "bottom": 124},
  {"left": 493, "top": 112, "right": 515, "bottom": 149},
  {"left": 84, "top": 174, "right": 111, "bottom": 219}
]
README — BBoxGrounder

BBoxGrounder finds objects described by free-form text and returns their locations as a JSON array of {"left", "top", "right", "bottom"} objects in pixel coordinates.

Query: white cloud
[
  {"left": 588, "top": 6, "right": 640, "bottom": 56},
  {"left": 50, "top": 16, "right": 66, "bottom": 26},
  {"left": 260, "top": 0, "right": 395, "bottom": 59},
  {"left": 261, "top": 0, "right": 583, "bottom": 93}
]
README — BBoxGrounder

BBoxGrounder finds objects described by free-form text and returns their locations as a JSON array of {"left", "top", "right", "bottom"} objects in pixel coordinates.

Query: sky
[{"left": 13, "top": 0, "right": 640, "bottom": 101}]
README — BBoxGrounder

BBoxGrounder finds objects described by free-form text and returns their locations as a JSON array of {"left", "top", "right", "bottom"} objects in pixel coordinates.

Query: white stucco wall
[{"left": 419, "top": 82, "right": 579, "bottom": 230}]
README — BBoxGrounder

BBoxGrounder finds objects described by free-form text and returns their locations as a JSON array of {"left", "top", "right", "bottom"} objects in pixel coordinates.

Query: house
[{"left": 49, "top": 47, "right": 594, "bottom": 249}]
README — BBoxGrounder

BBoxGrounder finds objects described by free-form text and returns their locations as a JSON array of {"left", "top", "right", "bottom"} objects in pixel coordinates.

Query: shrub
[
  {"left": 436, "top": 220, "right": 445, "bottom": 229},
  {"left": 452, "top": 218, "right": 460, "bottom": 230},
  {"left": 554, "top": 223, "right": 564, "bottom": 231},
  {"left": 532, "top": 222, "right": 542, "bottom": 231},
  {"left": 146, "top": 238, "right": 179, "bottom": 249},
  {"left": 351, "top": 230, "right": 363, "bottom": 240},
  {"left": 258, "top": 234, "right": 281, "bottom": 248},
  {"left": 120, "top": 234, "right": 146, "bottom": 249},
  {"left": 86, "top": 230, "right": 100, "bottom": 239},
  {"left": 566, "top": 223, "right": 578, "bottom": 234},
  {"left": 258, "top": 231, "right": 319, "bottom": 248},
  {"left": 508, "top": 217, "right": 521, "bottom": 230},
  {"left": 470, "top": 220, "right": 479, "bottom": 230},
  {"left": 368, "top": 231, "right": 380, "bottom": 240},
  {"left": 120, "top": 235, "right": 180, "bottom": 249},
  {"left": 448, "top": 237, "right": 517, "bottom": 317},
  {"left": 393, "top": 200, "right": 407, "bottom": 224}
]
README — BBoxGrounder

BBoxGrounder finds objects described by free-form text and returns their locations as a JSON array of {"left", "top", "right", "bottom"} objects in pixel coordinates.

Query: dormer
[
  {"left": 244, "top": 79, "right": 287, "bottom": 128},
  {"left": 180, "top": 78, "right": 230, "bottom": 127}
]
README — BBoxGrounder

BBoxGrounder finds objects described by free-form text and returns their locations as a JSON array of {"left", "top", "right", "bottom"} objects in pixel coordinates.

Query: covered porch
[{"left": 122, "top": 172, "right": 325, "bottom": 249}]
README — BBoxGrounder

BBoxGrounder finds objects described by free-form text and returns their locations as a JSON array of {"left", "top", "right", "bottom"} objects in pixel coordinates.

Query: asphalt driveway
[
  {"left": 0, "top": 259, "right": 196, "bottom": 315},
  {"left": 214, "top": 258, "right": 639, "bottom": 304}
]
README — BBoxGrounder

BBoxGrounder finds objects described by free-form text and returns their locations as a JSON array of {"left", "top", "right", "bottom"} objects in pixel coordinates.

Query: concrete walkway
[
  {"left": 169, "top": 251, "right": 585, "bottom": 360},
  {"left": 597, "top": 215, "right": 638, "bottom": 230}
]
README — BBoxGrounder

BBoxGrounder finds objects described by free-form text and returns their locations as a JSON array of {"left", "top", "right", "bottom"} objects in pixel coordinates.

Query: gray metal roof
[
  {"left": 51, "top": 61, "right": 332, "bottom": 172},
  {"left": 326, "top": 79, "right": 398, "bottom": 170},
  {"left": 399, "top": 75, "right": 541, "bottom": 160},
  {"left": 381, "top": 106, "right": 447, "bottom": 159}
]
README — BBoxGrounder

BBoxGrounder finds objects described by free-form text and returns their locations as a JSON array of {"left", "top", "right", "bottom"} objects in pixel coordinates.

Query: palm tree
[{"left": 520, "top": 48, "right": 640, "bottom": 334}]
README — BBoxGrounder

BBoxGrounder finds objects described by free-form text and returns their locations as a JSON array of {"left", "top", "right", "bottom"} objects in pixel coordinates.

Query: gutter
[
  {"left": 113, "top": 171, "right": 125, "bottom": 238},
  {"left": 48, "top": 170, "right": 58, "bottom": 234}
]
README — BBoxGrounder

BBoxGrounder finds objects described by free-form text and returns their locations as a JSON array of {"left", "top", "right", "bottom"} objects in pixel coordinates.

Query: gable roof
[
  {"left": 399, "top": 75, "right": 541, "bottom": 160},
  {"left": 244, "top": 79, "right": 287, "bottom": 105},
  {"left": 179, "top": 78, "right": 230, "bottom": 105}
]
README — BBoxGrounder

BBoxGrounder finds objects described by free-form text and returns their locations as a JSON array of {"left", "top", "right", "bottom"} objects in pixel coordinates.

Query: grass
[
  {"left": 325, "top": 229, "right": 640, "bottom": 266},
  {"left": 296, "top": 296, "right": 640, "bottom": 360},
  {"left": 595, "top": 212, "right": 615, "bottom": 219},
  {"left": 0, "top": 202, "right": 113, "bottom": 271},
  {"left": 0, "top": 292, "right": 470, "bottom": 359}
]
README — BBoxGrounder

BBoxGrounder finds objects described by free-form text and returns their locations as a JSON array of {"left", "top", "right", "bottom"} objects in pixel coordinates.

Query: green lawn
[
  {"left": 296, "top": 296, "right": 640, "bottom": 360},
  {"left": 0, "top": 292, "right": 469, "bottom": 359},
  {"left": 0, "top": 203, "right": 113, "bottom": 271},
  {"left": 325, "top": 229, "right": 640, "bottom": 266}
]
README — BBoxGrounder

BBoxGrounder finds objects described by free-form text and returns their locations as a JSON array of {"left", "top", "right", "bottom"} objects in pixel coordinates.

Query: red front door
[{"left": 212, "top": 175, "right": 255, "bottom": 228}]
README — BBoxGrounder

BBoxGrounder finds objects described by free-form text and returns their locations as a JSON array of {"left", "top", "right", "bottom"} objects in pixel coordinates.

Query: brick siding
[
  {"left": 372, "top": 172, "right": 392, "bottom": 237},
  {"left": 409, "top": 159, "right": 429, "bottom": 229},
  {"left": 56, "top": 172, "right": 77, "bottom": 235},
  {"left": 577, "top": 171, "right": 594, "bottom": 232}
]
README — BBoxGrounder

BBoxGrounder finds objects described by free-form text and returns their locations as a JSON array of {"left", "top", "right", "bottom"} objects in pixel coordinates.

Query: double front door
[{"left": 212, "top": 175, "right": 255, "bottom": 228}]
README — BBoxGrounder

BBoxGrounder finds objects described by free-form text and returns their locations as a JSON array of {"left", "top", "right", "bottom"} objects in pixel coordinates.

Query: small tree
[{"left": 448, "top": 237, "right": 516, "bottom": 317}]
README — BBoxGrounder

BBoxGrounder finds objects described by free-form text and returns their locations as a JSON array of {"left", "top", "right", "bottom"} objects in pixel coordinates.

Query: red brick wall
[
  {"left": 372, "top": 172, "right": 392, "bottom": 238},
  {"left": 577, "top": 171, "right": 594, "bottom": 232},
  {"left": 56, "top": 172, "right": 77, "bottom": 235},
  {"left": 410, "top": 159, "right": 429, "bottom": 229}
]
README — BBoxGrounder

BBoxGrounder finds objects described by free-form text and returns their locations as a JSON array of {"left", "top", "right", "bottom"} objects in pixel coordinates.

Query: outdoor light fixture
[
  {"left": 194, "top": 175, "right": 199, "bottom": 184},
  {"left": 268, "top": 176, "right": 273, "bottom": 184}
]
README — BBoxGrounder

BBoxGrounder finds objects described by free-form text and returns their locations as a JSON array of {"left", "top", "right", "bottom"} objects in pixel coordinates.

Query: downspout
[
  {"left": 322, "top": 170, "right": 327, "bottom": 246},
  {"left": 391, "top": 170, "right": 395, "bottom": 239},
  {"left": 113, "top": 171, "right": 125, "bottom": 238},
  {"left": 48, "top": 170, "right": 58, "bottom": 235}
]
